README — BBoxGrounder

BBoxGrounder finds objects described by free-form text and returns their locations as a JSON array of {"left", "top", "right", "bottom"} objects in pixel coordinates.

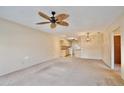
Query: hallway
[{"left": 0, "top": 57, "right": 124, "bottom": 86}]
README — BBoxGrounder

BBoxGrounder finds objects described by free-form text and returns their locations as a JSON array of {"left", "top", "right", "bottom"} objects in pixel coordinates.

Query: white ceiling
[{"left": 0, "top": 6, "right": 124, "bottom": 36}]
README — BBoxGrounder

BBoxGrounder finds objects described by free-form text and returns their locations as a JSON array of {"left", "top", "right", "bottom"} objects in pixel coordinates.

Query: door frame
[
  {"left": 111, "top": 27, "right": 121, "bottom": 69},
  {"left": 111, "top": 31, "right": 115, "bottom": 69}
]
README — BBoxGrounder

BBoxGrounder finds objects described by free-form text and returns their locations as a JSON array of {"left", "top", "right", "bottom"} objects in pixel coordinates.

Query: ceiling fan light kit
[{"left": 36, "top": 11, "right": 69, "bottom": 29}]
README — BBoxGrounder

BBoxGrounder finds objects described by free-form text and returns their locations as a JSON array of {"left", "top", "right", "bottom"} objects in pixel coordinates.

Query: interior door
[{"left": 114, "top": 35, "right": 121, "bottom": 64}]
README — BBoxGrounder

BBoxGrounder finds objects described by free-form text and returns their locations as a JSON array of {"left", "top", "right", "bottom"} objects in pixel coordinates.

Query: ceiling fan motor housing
[
  {"left": 50, "top": 11, "right": 57, "bottom": 23},
  {"left": 50, "top": 17, "right": 56, "bottom": 23}
]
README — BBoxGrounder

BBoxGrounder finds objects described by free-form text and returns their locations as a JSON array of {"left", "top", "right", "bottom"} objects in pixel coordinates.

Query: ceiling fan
[{"left": 36, "top": 11, "right": 69, "bottom": 29}]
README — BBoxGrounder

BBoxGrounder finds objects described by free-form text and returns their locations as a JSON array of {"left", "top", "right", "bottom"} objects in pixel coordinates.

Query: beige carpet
[{"left": 0, "top": 57, "right": 124, "bottom": 86}]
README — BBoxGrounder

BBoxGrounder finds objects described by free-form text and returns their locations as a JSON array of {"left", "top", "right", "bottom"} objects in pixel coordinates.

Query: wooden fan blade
[
  {"left": 38, "top": 11, "right": 51, "bottom": 20},
  {"left": 50, "top": 23, "right": 56, "bottom": 29},
  {"left": 57, "top": 21, "right": 69, "bottom": 26},
  {"left": 56, "top": 14, "right": 69, "bottom": 21},
  {"left": 36, "top": 22, "right": 50, "bottom": 25}
]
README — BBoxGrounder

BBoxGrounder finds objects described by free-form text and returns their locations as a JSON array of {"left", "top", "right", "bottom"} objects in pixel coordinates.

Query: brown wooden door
[{"left": 114, "top": 35, "right": 121, "bottom": 64}]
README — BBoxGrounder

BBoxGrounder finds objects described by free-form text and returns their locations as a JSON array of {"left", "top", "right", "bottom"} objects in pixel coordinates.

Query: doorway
[{"left": 114, "top": 34, "right": 121, "bottom": 73}]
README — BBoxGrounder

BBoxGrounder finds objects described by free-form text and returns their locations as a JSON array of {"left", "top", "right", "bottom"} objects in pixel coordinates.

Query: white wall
[
  {"left": 102, "top": 31, "right": 112, "bottom": 67},
  {"left": 102, "top": 15, "right": 124, "bottom": 79},
  {"left": 53, "top": 36, "right": 61, "bottom": 57},
  {"left": 0, "top": 18, "right": 60, "bottom": 76},
  {"left": 102, "top": 28, "right": 120, "bottom": 68},
  {"left": 73, "top": 32, "right": 103, "bottom": 59},
  {"left": 102, "top": 15, "right": 123, "bottom": 67},
  {"left": 120, "top": 18, "right": 124, "bottom": 79}
]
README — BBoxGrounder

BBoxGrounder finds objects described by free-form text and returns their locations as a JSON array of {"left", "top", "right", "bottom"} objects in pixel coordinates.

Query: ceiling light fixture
[{"left": 85, "top": 32, "right": 91, "bottom": 42}]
